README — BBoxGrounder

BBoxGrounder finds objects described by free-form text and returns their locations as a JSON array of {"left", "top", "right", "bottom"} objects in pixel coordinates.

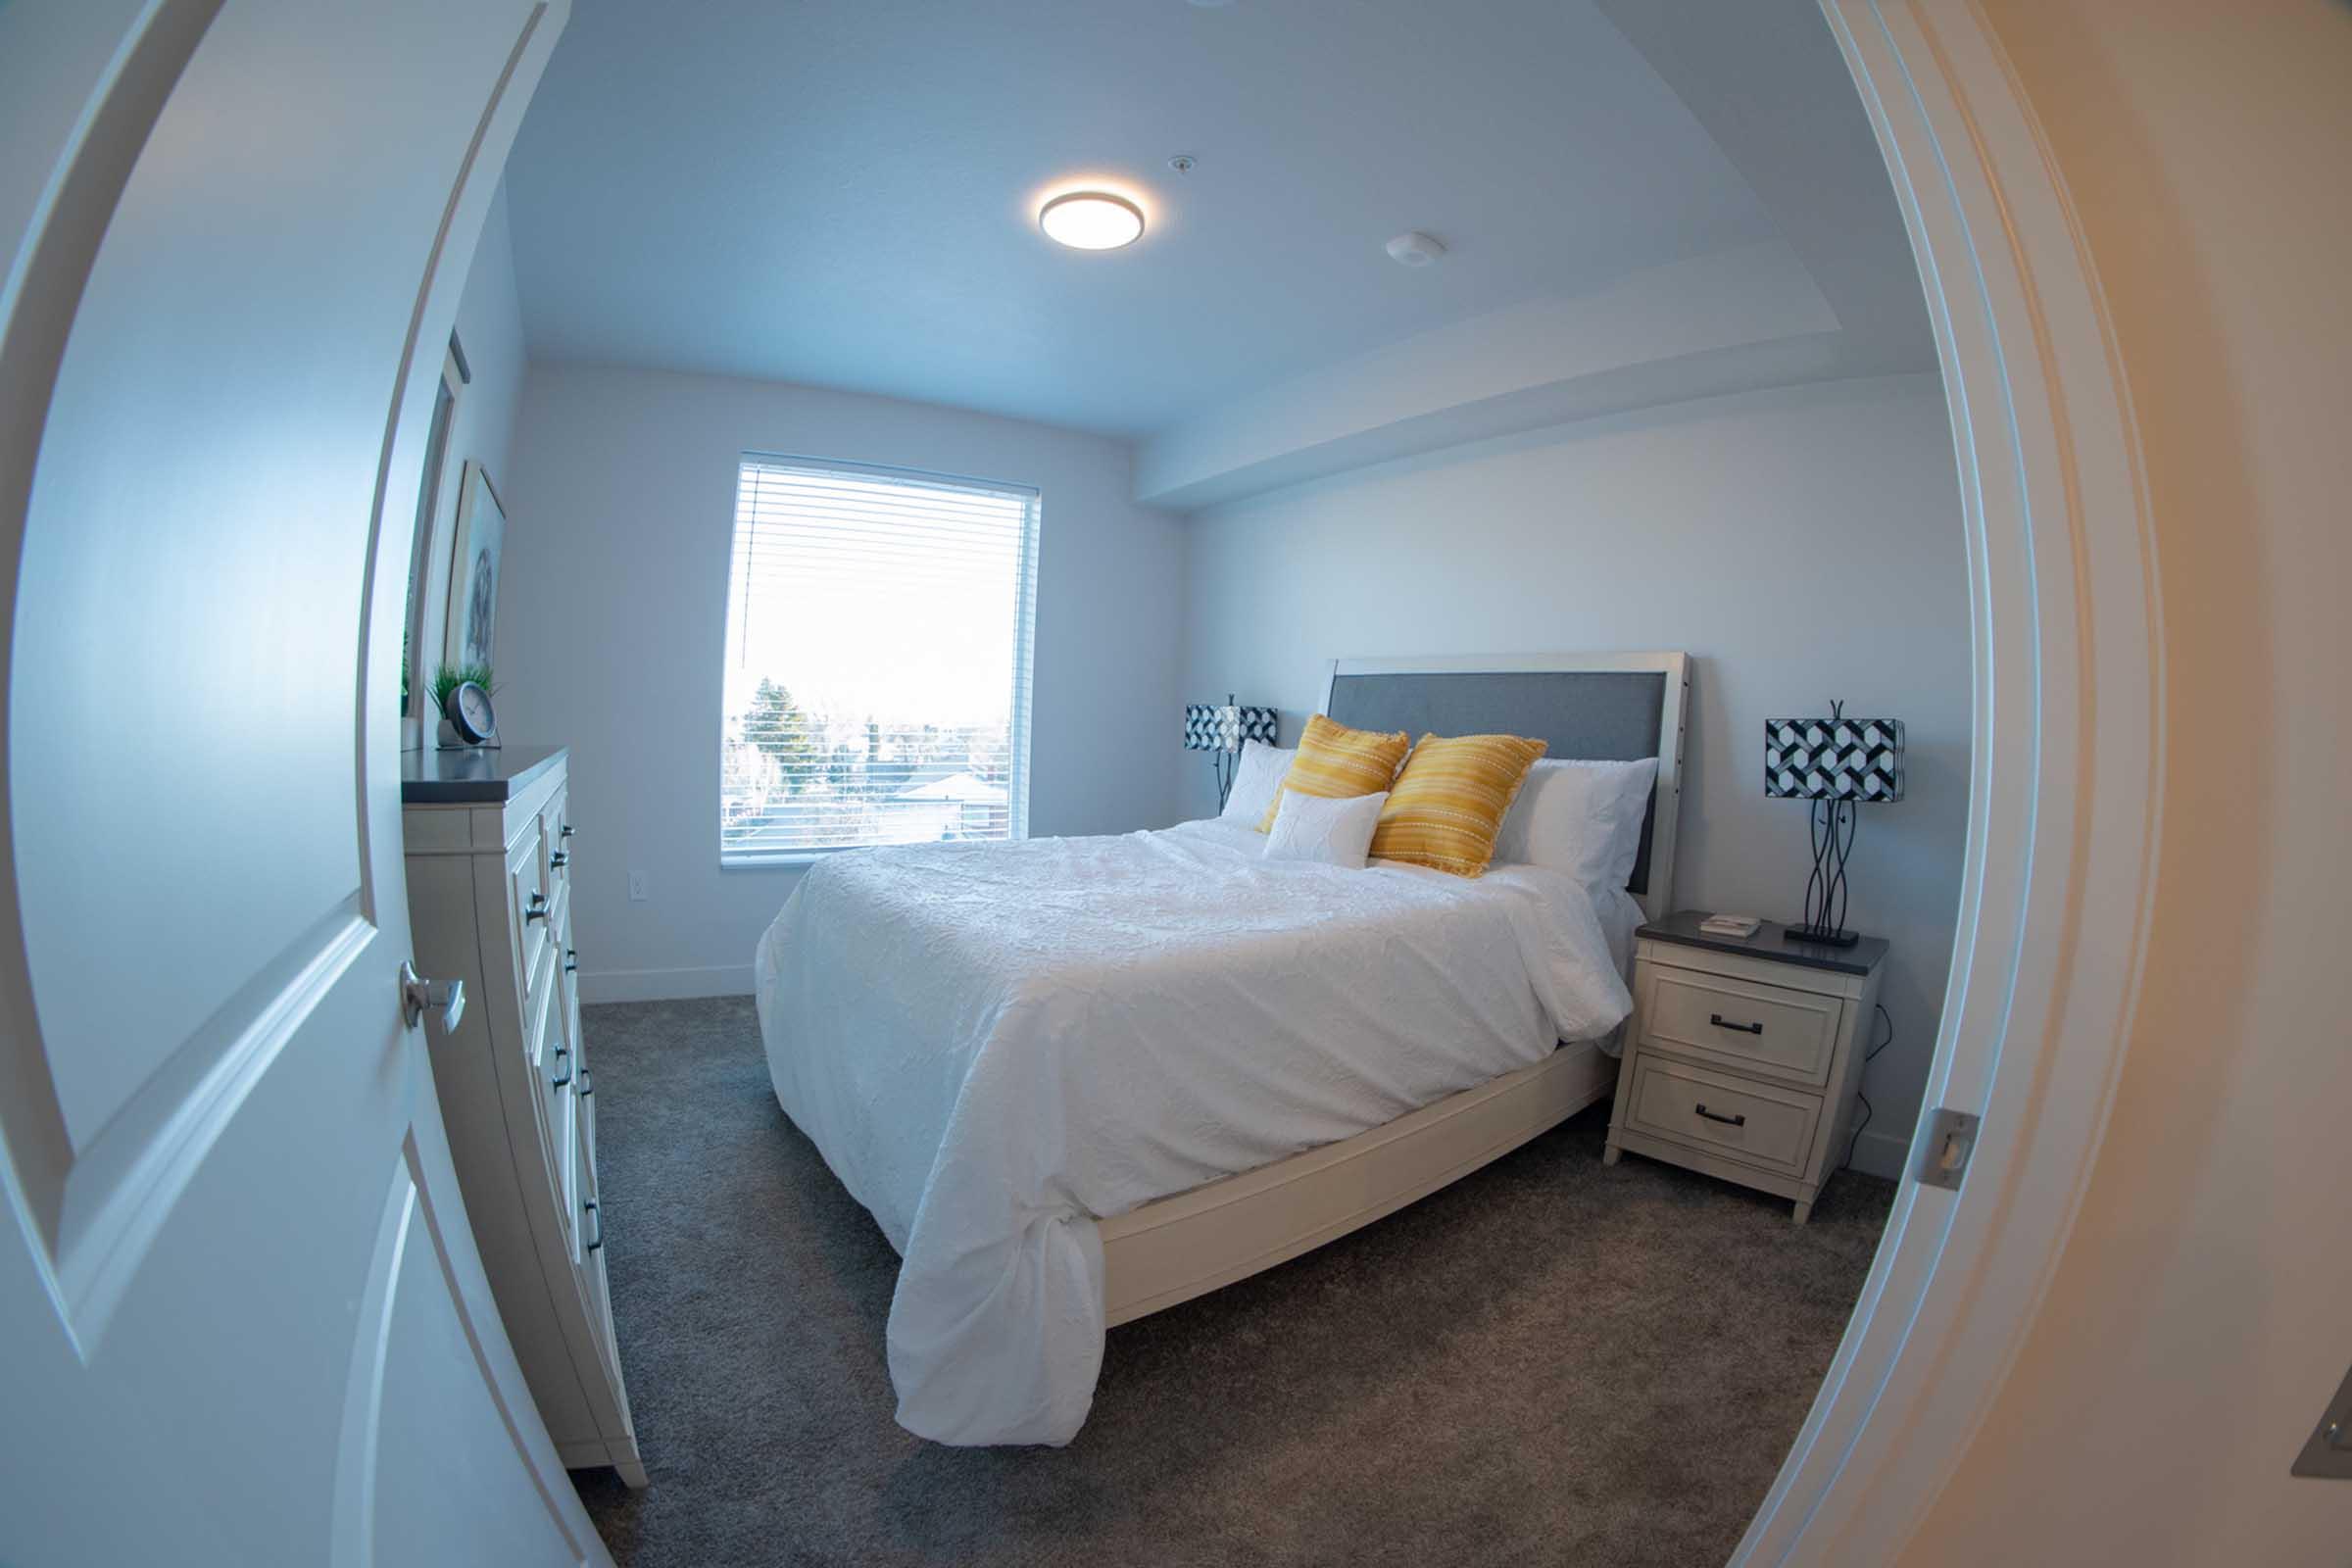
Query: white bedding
[{"left": 753, "top": 816, "right": 1637, "bottom": 1446}]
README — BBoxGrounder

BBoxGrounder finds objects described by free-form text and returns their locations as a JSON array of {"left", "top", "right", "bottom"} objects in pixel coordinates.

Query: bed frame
[{"left": 1102, "top": 651, "right": 1690, "bottom": 1328}]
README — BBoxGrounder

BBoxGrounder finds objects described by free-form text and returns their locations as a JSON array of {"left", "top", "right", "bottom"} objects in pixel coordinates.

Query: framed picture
[{"left": 442, "top": 460, "right": 506, "bottom": 669}]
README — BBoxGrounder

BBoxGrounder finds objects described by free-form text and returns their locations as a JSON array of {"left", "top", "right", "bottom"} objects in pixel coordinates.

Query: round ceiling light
[{"left": 1039, "top": 191, "right": 1145, "bottom": 251}]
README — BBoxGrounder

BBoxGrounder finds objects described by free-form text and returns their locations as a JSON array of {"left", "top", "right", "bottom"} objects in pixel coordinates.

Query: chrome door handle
[{"left": 398, "top": 962, "right": 465, "bottom": 1035}]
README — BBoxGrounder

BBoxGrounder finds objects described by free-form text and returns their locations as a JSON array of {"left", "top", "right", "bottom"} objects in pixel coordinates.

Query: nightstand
[{"left": 1603, "top": 910, "right": 1888, "bottom": 1223}]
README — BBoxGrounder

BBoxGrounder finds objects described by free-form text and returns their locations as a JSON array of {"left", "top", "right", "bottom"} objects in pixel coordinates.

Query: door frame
[{"left": 1738, "top": 2, "right": 2162, "bottom": 1559}]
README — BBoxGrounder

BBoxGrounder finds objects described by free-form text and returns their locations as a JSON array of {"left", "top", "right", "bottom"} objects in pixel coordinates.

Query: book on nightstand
[{"left": 1697, "top": 913, "right": 1764, "bottom": 938}]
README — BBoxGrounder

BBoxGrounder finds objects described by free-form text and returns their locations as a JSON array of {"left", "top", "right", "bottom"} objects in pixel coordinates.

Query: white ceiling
[{"left": 503, "top": 0, "right": 1870, "bottom": 440}]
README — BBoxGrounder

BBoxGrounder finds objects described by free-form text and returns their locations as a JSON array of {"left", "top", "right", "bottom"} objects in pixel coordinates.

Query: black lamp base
[{"left": 1788, "top": 796, "right": 1860, "bottom": 948}]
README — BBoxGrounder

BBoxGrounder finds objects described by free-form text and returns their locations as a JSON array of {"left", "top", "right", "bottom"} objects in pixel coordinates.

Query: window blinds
[{"left": 719, "top": 456, "right": 1038, "bottom": 861}]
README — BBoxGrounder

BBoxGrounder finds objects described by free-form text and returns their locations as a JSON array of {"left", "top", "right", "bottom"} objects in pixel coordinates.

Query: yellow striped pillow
[
  {"left": 1256, "top": 713, "right": 1412, "bottom": 831},
  {"left": 1370, "top": 732, "right": 1549, "bottom": 876}
]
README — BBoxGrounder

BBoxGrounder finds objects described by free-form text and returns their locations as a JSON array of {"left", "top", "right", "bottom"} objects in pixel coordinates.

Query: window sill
[
  {"left": 720, "top": 832, "right": 1027, "bottom": 871},
  {"left": 718, "top": 852, "right": 835, "bottom": 871}
]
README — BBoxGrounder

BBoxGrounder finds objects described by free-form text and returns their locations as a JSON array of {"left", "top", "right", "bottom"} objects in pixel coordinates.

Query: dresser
[
  {"left": 401, "top": 746, "right": 646, "bottom": 1487},
  {"left": 1603, "top": 911, "right": 1888, "bottom": 1224}
]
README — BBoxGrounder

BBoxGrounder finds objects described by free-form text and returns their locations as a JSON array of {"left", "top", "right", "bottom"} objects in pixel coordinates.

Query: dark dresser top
[
  {"left": 400, "top": 744, "right": 566, "bottom": 805},
  {"left": 1639, "top": 908, "right": 1889, "bottom": 977}
]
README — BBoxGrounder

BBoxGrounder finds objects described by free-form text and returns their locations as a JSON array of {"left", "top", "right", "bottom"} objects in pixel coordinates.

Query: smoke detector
[{"left": 1386, "top": 231, "right": 1446, "bottom": 268}]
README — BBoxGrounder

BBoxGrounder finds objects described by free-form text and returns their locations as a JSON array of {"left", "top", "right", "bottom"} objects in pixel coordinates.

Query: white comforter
[{"left": 753, "top": 817, "right": 1635, "bottom": 1446}]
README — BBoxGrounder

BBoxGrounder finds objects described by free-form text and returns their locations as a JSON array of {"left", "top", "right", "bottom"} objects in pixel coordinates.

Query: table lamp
[
  {"left": 1183, "top": 695, "right": 1279, "bottom": 809},
  {"left": 1765, "top": 702, "right": 1905, "bottom": 947}
]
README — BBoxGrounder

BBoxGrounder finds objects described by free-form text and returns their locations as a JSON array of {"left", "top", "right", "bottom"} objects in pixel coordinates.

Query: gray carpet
[{"left": 571, "top": 998, "right": 1891, "bottom": 1568}]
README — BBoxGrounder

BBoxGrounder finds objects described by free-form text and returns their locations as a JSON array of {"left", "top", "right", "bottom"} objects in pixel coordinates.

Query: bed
[{"left": 754, "top": 652, "right": 1690, "bottom": 1446}]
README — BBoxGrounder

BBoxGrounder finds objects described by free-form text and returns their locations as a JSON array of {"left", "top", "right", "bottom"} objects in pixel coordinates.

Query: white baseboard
[
  {"left": 576, "top": 964, "right": 755, "bottom": 1004},
  {"left": 1849, "top": 1125, "right": 1914, "bottom": 1182}
]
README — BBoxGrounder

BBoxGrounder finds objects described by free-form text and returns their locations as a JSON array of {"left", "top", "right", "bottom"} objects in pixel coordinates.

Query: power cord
[{"left": 1843, "top": 1003, "right": 1895, "bottom": 1172}]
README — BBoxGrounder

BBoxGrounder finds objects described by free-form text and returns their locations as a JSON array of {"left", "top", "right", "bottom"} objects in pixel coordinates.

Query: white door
[{"left": 0, "top": 3, "right": 603, "bottom": 1564}]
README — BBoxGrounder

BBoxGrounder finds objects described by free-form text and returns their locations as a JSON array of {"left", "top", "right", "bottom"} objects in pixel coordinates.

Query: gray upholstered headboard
[{"left": 1321, "top": 653, "right": 1690, "bottom": 917}]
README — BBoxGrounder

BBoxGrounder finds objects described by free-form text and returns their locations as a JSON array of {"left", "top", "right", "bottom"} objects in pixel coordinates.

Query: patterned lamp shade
[
  {"left": 1184, "top": 701, "right": 1279, "bottom": 754},
  {"left": 1765, "top": 714, "right": 1905, "bottom": 802}
]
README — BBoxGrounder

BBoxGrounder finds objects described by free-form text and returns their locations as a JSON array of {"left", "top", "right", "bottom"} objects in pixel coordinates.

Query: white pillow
[
  {"left": 1262, "top": 789, "right": 1387, "bottom": 868},
  {"left": 1219, "top": 740, "right": 1294, "bottom": 824},
  {"left": 1493, "top": 757, "right": 1659, "bottom": 888}
]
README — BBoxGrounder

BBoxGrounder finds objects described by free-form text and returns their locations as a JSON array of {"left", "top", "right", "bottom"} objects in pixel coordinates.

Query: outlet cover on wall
[{"left": 627, "top": 870, "right": 647, "bottom": 902}]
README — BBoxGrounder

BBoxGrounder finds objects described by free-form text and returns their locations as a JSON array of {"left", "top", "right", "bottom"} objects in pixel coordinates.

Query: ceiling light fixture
[
  {"left": 1040, "top": 191, "right": 1146, "bottom": 251},
  {"left": 1386, "top": 231, "right": 1446, "bottom": 268}
]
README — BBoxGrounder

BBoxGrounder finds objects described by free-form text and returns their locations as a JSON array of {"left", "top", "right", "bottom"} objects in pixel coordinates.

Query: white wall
[
  {"left": 1905, "top": 1, "right": 2352, "bottom": 1559},
  {"left": 413, "top": 182, "right": 528, "bottom": 714},
  {"left": 497, "top": 364, "right": 1185, "bottom": 1001},
  {"left": 1178, "top": 373, "right": 1968, "bottom": 1176}
]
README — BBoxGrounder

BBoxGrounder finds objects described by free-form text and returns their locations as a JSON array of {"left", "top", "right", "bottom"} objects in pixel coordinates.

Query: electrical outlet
[{"left": 627, "top": 870, "right": 647, "bottom": 903}]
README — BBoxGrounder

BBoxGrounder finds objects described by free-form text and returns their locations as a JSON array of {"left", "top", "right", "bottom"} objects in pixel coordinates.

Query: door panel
[
  {"left": 364, "top": 1146, "right": 581, "bottom": 1568},
  {"left": 11, "top": 0, "right": 522, "bottom": 1155},
  {"left": 0, "top": 2, "right": 597, "bottom": 1564}
]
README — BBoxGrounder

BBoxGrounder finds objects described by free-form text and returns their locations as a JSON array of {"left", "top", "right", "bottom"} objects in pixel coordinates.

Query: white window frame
[{"left": 716, "top": 453, "right": 1040, "bottom": 869}]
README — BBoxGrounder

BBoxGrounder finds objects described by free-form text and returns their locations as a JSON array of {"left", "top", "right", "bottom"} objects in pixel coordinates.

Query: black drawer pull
[
  {"left": 583, "top": 1200, "right": 603, "bottom": 1253},
  {"left": 564, "top": 947, "right": 579, "bottom": 975},
  {"left": 549, "top": 851, "right": 569, "bottom": 869},
  {"left": 525, "top": 892, "right": 550, "bottom": 923},
  {"left": 1693, "top": 1102, "right": 1747, "bottom": 1128},
  {"left": 578, "top": 1070, "right": 593, "bottom": 1099},
  {"left": 1709, "top": 1012, "right": 1764, "bottom": 1035},
  {"left": 560, "top": 824, "right": 575, "bottom": 840}
]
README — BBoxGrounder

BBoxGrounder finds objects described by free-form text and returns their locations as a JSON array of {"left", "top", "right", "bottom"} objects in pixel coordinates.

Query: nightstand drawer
[
  {"left": 1626, "top": 1057, "right": 1820, "bottom": 1176},
  {"left": 1638, "top": 964, "right": 1842, "bottom": 1088}
]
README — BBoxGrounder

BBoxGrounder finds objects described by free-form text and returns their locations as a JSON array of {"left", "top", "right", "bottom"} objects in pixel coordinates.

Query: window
[{"left": 719, "top": 455, "right": 1039, "bottom": 863}]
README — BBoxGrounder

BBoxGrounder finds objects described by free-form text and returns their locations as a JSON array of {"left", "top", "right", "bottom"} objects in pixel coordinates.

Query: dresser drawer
[
  {"left": 520, "top": 949, "right": 569, "bottom": 1224},
  {"left": 541, "top": 789, "right": 572, "bottom": 896},
  {"left": 558, "top": 1067, "right": 581, "bottom": 1256},
  {"left": 558, "top": 949, "right": 595, "bottom": 1166},
  {"left": 1625, "top": 1057, "right": 1820, "bottom": 1176},
  {"left": 1638, "top": 963, "right": 1842, "bottom": 1088},
  {"left": 507, "top": 814, "right": 551, "bottom": 1006},
  {"left": 573, "top": 1109, "right": 623, "bottom": 1395}
]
